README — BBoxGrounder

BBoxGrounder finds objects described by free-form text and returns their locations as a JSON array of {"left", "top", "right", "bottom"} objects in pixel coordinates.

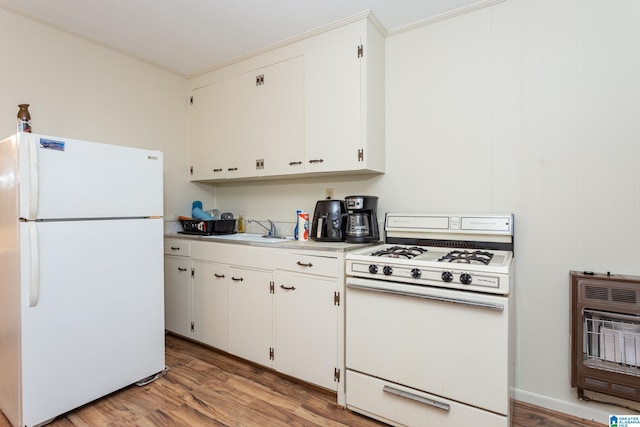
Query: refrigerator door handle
[
  {"left": 28, "top": 136, "right": 39, "bottom": 219},
  {"left": 28, "top": 222, "right": 40, "bottom": 307}
]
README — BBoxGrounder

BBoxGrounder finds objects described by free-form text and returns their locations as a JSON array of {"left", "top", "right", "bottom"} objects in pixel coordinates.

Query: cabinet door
[
  {"left": 305, "top": 35, "right": 362, "bottom": 173},
  {"left": 192, "top": 261, "right": 229, "bottom": 351},
  {"left": 189, "top": 80, "right": 226, "bottom": 180},
  {"left": 255, "top": 56, "right": 305, "bottom": 177},
  {"left": 228, "top": 267, "right": 274, "bottom": 367},
  {"left": 274, "top": 273, "right": 338, "bottom": 390},
  {"left": 189, "top": 74, "right": 252, "bottom": 180},
  {"left": 164, "top": 256, "right": 192, "bottom": 337}
]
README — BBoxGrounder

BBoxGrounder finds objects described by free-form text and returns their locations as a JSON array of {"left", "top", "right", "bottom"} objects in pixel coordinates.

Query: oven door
[{"left": 346, "top": 277, "right": 511, "bottom": 419}]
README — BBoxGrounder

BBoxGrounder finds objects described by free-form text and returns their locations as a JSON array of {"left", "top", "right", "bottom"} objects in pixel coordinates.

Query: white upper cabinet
[
  {"left": 304, "top": 19, "right": 385, "bottom": 175},
  {"left": 252, "top": 57, "right": 305, "bottom": 177},
  {"left": 188, "top": 15, "right": 385, "bottom": 182}
]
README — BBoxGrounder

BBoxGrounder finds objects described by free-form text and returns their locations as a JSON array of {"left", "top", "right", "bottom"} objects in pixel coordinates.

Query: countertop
[{"left": 164, "top": 232, "right": 381, "bottom": 253}]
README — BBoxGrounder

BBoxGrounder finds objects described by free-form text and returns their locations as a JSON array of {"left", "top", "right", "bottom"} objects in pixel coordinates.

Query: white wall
[
  {"left": 208, "top": 0, "right": 640, "bottom": 422},
  {"left": 0, "top": 7, "right": 214, "bottom": 218}
]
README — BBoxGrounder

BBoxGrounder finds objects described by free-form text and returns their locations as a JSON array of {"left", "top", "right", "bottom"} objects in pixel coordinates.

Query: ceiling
[{"left": 0, "top": 0, "right": 486, "bottom": 77}]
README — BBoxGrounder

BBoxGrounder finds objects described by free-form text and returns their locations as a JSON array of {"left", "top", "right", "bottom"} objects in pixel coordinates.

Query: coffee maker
[
  {"left": 344, "top": 195, "right": 380, "bottom": 243},
  {"left": 310, "top": 199, "right": 347, "bottom": 241}
]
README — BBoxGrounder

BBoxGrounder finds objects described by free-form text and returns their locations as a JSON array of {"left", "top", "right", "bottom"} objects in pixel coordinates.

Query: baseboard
[{"left": 513, "top": 387, "right": 640, "bottom": 424}]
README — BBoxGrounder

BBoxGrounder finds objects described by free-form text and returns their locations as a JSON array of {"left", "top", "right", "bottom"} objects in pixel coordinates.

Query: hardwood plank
[
  {"left": 0, "top": 334, "right": 612, "bottom": 426},
  {"left": 511, "top": 400, "right": 606, "bottom": 427}
]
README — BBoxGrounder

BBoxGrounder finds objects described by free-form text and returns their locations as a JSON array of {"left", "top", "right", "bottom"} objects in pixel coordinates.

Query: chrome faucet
[{"left": 248, "top": 219, "right": 276, "bottom": 236}]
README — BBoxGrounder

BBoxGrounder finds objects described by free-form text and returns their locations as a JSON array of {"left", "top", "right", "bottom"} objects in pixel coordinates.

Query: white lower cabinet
[
  {"left": 274, "top": 250, "right": 345, "bottom": 402},
  {"left": 227, "top": 267, "right": 274, "bottom": 368},
  {"left": 164, "top": 240, "right": 191, "bottom": 337},
  {"left": 274, "top": 272, "right": 338, "bottom": 390},
  {"left": 164, "top": 256, "right": 191, "bottom": 337},
  {"left": 164, "top": 239, "right": 346, "bottom": 402},
  {"left": 192, "top": 261, "right": 228, "bottom": 350}
]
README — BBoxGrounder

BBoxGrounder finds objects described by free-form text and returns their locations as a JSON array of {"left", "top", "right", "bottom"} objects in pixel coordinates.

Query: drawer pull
[
  {"left": 178, "top": 267, "right": 187, "bottom": 272},
  {"left": 214, "top": 273, "right": 225, "bottom": 278},
  {"left": 296, "top": 261, "right": 313, "bottom": 268},
  {"left": 308, "top": 159, "right": 324, "bottom": 164},
  {"left": 383, "top": 385, "right": 450, "bottom": 412},
  {"left": 171, "top": 246, "right": 180, "bottom": 251},
  {"left": 280, "top": 285, "right": 296, "bottom": 291},
  {"left": 231, "top": 276, "right": 244, "bottom": 282},
  {"left": 289, "top": 161, "right": 303, "bottom": 166}
]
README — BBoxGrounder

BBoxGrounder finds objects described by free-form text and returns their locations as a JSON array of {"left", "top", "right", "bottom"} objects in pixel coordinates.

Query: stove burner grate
[
  {"left": 371, "top": 246, "right": 428, "bottom": 259},
  {"left": 438, "top": 250, "right": 494, "bottom": 265}
]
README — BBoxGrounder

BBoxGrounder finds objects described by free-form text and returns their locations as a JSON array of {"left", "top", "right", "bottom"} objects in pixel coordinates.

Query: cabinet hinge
[
  {"left": 190, "top": 96, "right": 194, "bottom": 105},
  {"left": 270, "top": 281, "right": 275, "bottom": 294},
  {"left": 357, "top": 44, "right": 364, "bottom": 58},
  {"left": 191, "top": 268, "right": 195, "bottom": 278},
  {"left": 256, "top": 74, "right": 265, "bottom": 86},
  {"left": 269, "top": 347, "right": 274, "bottom": 360},
  {"left": 190, "top": 321, "right": 195, "bottom": 333},
  {"left": 334, "top": 291, "right": 340, "bottom": 306},
  {"left": 357, "top": 149, "right": 364, "bottom": 162},
  {"left": 334, "top": 368, "right": 341, "bottom": 382},
  {"left": 189, "top": 166, "right": 193, "bottom": 175}
]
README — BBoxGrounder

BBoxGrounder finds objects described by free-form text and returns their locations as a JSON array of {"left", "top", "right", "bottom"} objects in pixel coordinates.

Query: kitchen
[{"left": 1, "top": 0, "right": 639, "bottom": 426}]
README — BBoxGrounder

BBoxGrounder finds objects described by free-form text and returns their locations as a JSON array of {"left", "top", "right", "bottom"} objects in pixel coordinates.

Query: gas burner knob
[
  {"left": 441, "top": 271, "right": 453, "bottom": 282},
  {"left": 368, "top": 264, "right": 378, "bottom": 274},
  {"left": 411, "top": 268, "right": 422, "bottom": 278},
  {"left": 460, "top": 273, "right": 472, "bottom": 285},
  {"left": 383, "top": 266, "right": 393, "bottom": 276}
]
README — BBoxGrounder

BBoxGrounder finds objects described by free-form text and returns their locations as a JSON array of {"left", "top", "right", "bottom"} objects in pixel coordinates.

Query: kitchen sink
[{"left": 202, "top": 233, "right": 295, "bottom": 244}]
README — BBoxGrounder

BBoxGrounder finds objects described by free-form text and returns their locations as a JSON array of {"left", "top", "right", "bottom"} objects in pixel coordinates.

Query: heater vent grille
[{"left": 585, "top": 285, "right": 608, "bottom": 301}]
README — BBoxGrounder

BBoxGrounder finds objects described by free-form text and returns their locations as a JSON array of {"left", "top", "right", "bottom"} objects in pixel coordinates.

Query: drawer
[
  {"left": 276, "top": 251, "right": 339, "bottom": 278},
  {"left": 345, "top": 370, "right": 508, "bottom": 427},
  {"left": 164, "top": 239, "right": 190, "bottom": 256}
]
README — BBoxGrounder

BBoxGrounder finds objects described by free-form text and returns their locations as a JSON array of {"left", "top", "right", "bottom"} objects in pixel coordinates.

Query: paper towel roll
[{"left": 297, "top": 212, "right": 309, "bottom": 241}]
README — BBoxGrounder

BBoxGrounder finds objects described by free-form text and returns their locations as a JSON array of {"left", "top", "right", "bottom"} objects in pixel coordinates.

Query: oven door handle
[
  {"left": 346, "top": 283, "right": 504, "bottom": 311},
  {"left": 383, "top": 385, "right": 450, "bottom": 412}
]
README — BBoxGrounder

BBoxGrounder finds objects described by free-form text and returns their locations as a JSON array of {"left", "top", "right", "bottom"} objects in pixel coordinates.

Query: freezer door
[
  {"left": 15, "top": 132, "right": 163, "bottom": 220},
  {"left": 19, "top": 218, "right": 165, "bottom": 427}
]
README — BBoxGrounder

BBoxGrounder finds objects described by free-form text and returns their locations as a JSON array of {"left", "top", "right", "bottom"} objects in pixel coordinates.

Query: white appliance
[
  {"left": 0, "top": 132, "right": 166, "bottom": 427},
  {"left": 345, "top": 213, "right": 514, "bottom": 427}
]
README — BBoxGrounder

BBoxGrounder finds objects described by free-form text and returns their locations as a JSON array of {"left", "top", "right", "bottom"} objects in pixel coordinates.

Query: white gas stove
[
  {"left": 345, "top": 213, "right": 514, "bottom": 427},
  {"left": 346, "top": 212, "right": 514, "bottom": 294}
]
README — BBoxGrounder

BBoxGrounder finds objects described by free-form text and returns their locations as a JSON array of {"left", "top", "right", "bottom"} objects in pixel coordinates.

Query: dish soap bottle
[{"left": 237, "top": 212, "right": 245, "bottom": 233}]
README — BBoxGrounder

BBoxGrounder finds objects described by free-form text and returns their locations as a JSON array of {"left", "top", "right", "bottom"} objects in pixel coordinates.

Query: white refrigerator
[{"left": 0, "top": 132, "right": 166, "bottom": 427}]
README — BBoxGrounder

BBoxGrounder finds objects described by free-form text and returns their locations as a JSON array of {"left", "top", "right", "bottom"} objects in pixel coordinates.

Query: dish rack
[{"left": 179, "top": 219, "right": 236, "bottom": 235}]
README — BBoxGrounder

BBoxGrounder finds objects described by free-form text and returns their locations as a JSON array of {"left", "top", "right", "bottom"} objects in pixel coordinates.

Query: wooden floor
[{"left": 0, "top": 334, "right": 606, "bottom": 427}]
